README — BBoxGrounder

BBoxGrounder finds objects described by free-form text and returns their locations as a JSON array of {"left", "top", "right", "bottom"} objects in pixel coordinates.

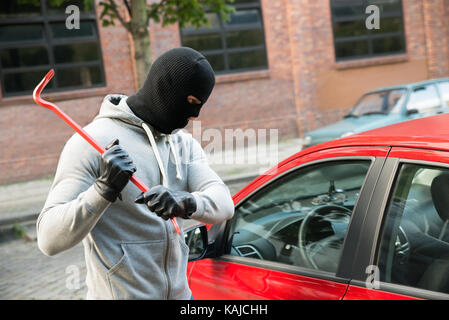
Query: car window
[
  {"left": 407, "top": 84, "right": 441, "bottom": 113},
  {"left": 350, "top": 89, "right": 405, "bottom": 116},
  {"left": 437, "top": 81, "right": 449, "bottom": 107},
  {"left": 228, "top": 160, "right": 371, "bottom": 274},
  {"left": 376, "top": 164, "right": 449, "bottom": 295},
  {"left": 387, "top": 89, "right": 406, "bottom": 114}
]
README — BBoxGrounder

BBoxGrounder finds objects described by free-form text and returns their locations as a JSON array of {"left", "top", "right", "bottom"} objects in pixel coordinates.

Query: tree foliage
[
  {"left": 16, "top": 0, "right": 235, "bottom": 32},
  {"left": 19, "top": 0, "right": 235, "bottom": 30},
  {"left": 99, "top": 0, "right": 235, "bottom": 30}
]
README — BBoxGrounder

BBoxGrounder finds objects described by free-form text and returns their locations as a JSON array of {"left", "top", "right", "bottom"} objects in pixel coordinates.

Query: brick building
[{"left": 0, "top": 0, "right": 448, "bottom": 184}]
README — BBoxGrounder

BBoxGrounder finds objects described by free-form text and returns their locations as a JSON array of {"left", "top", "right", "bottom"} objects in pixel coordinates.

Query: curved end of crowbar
[
  {"left": 31, "top": 69, "right": 182, "bottom": 236},
  {"left": 33, "top": 69, "right": 55, "bottom": 107}
]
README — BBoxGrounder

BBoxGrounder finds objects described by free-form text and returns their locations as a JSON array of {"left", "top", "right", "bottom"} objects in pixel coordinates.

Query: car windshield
[{"left": 349, "top": 89, "right": 406, "bottom": 117}]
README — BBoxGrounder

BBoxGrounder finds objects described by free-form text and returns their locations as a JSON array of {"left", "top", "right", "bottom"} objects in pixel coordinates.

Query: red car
[{"left": 184, "top": 113, "right": 449, "bottom": 300}]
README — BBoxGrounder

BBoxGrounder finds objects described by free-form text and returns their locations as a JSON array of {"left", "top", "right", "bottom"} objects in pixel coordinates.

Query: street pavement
[
  {"left": 0, "top": 236, "right": 86, "bottom": 300},
  {"left": 0, "top": 137, "right": 303, "bottom": 300},
  {"left": 0, "top": 178, "right": 257, "bottom": 300}
]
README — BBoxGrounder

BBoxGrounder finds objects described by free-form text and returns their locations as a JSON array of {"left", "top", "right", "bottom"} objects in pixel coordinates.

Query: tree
[
  {"left": 100, "top": 0, "right": 235, "bottom": 87},
  {"left": 19, "top": 0, "right": 235, "bottom": 87}
]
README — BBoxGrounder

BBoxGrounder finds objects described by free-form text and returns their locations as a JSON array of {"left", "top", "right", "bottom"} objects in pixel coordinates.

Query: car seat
[{"left": 416, "top": 173, "right": 449, "bottom": 293}]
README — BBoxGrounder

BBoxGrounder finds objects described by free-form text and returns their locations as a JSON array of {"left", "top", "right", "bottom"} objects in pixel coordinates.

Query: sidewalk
[{"left": 0, "top": 137, "right": 303, "bottom": 229}]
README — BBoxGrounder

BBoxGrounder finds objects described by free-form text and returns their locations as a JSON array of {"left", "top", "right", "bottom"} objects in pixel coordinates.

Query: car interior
[
  {"left": 227, "top": 160, "right": 449, "bottom": 295},
  {"left": 228, "top": 161, "right": 371, "bottom": 274},
  {"left": 378, "top": 164, "right": 449, "bottom": 295}
]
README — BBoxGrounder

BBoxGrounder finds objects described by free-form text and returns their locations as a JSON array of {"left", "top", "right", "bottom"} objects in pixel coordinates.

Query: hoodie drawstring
[
  {"left": 167, "top": 135, "right": 183, "bottom": 181},
  {"left": 141, "top": 123, "right": 182, "bottom": 186}
]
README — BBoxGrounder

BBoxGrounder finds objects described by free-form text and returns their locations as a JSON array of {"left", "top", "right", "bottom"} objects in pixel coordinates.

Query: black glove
[
  {"left": 134, "top": 185, "right": 197, "bottom": 220},
  {"left": 94, "top": 139, "right": 136, "bottom": 202}
]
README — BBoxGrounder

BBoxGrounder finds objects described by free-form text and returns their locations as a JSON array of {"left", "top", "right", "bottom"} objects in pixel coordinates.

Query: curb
[
  {"left": 0, "top": 172, "right": 259, "bottom": 228},
  {"left": 0, "top": 213, "right": 40, "bottom": 228},
  {"left": 221, "top": 172, "right": 260, "bottom": 185},
  {"left": 0, "top": 220, "right": 37, "bottom": 243}
]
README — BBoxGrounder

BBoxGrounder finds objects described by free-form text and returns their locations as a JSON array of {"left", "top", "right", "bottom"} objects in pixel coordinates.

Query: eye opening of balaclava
[{"left": 127, "top": 47, "right": 215, "bottom": 134}]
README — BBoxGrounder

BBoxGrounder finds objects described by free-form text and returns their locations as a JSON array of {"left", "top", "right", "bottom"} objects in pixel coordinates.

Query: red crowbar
[{"left": 33, "top": 69, "right": 181, "bottom": 235}]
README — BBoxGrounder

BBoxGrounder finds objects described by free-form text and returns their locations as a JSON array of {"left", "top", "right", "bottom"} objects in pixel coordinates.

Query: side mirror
[
  {"left": 185, "top": 224, "right": 208, "bottom": 262},
  {"left": 406, "top": 108, "right": 418, "bottom": 115}
]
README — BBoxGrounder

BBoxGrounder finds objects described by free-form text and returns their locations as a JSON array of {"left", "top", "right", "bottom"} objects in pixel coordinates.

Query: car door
[
  {"left": 188, "top": 146, "right": 389, "bottom": 299},
  {"left": 343, "top": 147, "right": 449, "bottom": 300}
]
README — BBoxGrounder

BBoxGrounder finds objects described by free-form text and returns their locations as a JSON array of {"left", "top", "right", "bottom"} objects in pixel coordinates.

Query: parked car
[
  {"left": 303, "top": 78, "right": 449, "bottom": 148},
  {"left": 185, "top": 113, "right": 449, "bottom": 300}
]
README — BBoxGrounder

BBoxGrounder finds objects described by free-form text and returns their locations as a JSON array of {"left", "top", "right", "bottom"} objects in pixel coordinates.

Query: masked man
[{"left": 37, "top": 47, "right": 234, "bottom": 299}]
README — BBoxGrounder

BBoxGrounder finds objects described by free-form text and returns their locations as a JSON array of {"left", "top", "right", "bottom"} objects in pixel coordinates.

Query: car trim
[
  {"left": 350, "top": 156, "right": 400, "bottom": 280},
  {"left": 337, "top": 153, "right": 389, "bottom": 279},
  {"left": 204, "top": 218, "right": 228, "bottom": 258},
  {"left": 352, "top": 152, "right": 449, "bottom": 299},
  {"left": 348, "top": 280, "right": 449, "bottom": 300},
  {"left": 220, "top": 153, "right": 388, "bottom": 283},
  {"left": 218, "top": 254, "right": 350, "bottom": 285},
  {"left": 233, "top": 244, "right": 264, "bottom": 259}
]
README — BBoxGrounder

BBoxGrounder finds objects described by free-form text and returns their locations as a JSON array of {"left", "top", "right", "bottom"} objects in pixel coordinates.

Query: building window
[
  {"left": 0, "top": 0, "right": 105, "bottom": 97},
  {"left": 330, "top": 0, "right": 406, "bottom": 61},
  {"left": 180, "top": 0, "right": 268, "bottom": 74}
]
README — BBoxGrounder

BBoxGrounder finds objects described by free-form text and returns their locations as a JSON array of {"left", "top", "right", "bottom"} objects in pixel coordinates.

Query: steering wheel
[{"left": 298, "top": 204, "right": 352, "bottom": 270}]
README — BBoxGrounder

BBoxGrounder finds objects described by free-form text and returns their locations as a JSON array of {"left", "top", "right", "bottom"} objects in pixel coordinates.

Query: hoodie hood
[
  {"left": 126, "top": 47, "right": 215, "bottom": 134},
  {"left": 95, "top": 94, "right": 169, "bottom": 139},
  {"left": 95, "top": 94, "right": 143, "bottom": 127}
]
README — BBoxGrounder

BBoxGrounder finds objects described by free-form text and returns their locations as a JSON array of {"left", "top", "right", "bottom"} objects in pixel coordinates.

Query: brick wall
[
  {"left": 185, "top": 0, "right": 299, "bottom": 144},
  {"left": 136, "top": 0, "right": 300, "bottom": 144},
  {"left": 1, "top": 0, "right": 448, "bottom": 184},
  {"left": 0, "top": 0, "right": 135, "bottom": 184},
  {"left": 423, "top": 0, "right": 449, "bottom": 78},
  {"left": 284, "top": 0, "right": 440, "bottom": 133}
]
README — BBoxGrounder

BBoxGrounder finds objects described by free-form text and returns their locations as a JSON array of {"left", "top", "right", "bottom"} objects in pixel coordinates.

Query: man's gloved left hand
[{"left": 134, "top": 185, "right": 197, "bottom": 220}]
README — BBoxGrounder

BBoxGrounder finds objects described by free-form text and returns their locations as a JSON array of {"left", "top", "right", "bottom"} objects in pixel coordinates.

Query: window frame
[
  {"left": 179, "top": 0, "right": 268, "bottom": 74},
  {"left": 330, "top": 0, "right": 406, "bottom": 62},
  {"left": 350, "top": 152, "right": 449, "bottom": 299},
  {"left": 216, "top": 154, "right": 385, "bottom": 283},
  {"left": 0, "top": 0, "right": 106, "bottom": 97}
]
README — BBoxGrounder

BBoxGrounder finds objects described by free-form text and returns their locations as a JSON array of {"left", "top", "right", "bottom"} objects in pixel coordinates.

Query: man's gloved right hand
[
  {"left": 134, "top": 185, "right": 197, "bottom": 220},
  {"left": 94, "top": 139, "right": 136, "bottom": 202}
]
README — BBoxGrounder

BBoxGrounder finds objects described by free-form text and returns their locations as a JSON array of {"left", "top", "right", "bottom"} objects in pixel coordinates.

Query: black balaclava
[{"left": 126, "top": 47, "right": 215, "bottom": 134}]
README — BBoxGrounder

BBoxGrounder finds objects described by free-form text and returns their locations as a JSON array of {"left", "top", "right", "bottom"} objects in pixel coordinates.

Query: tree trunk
[
  {"left": 130, "top": 0, "right": 152, "bottom": 88},
  {"left": 131, "top": 27, "right": 151, "bottom": 87}
]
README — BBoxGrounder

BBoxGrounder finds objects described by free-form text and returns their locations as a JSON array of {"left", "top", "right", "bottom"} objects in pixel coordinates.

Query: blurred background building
[{"left": 0, "top": 0, "right": 448, "bottom": 184}]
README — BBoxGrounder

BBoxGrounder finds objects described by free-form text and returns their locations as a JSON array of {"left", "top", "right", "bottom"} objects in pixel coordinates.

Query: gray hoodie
[{"left": 36, "top": 95, "right": 234, "bottom": 299}]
